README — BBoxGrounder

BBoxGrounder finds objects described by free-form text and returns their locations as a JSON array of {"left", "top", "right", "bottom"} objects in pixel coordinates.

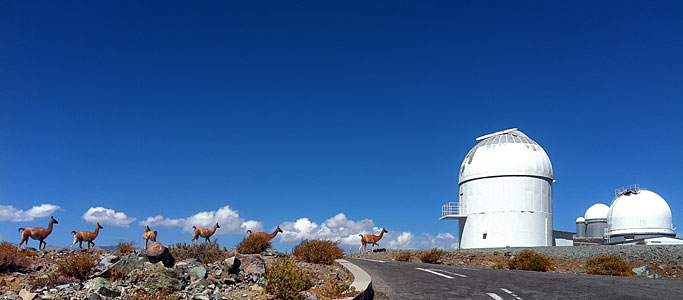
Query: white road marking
[
  {"left": 501, "top": 288, "right": 523, "bottom": 300},
  {"left": 415, "top": 268, "right": 454, "bottom": 279},
  {"left": 431, "top": 268, "right": 467, "bottom": 278},
  {"left": 487, "top": 293, "right": 504, "bottom": 300},
  {"left": 357, "top": 258, "right": 386, "bottom": 263}
]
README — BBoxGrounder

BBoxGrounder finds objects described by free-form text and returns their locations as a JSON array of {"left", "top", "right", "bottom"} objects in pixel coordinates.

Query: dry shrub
[
  {"left": 29, "top": 273, "right": 72, "bottom": 289},
  {"left": 116, "top": 240, "right": 135, "bottom": 256},
  {"left": 585, "top": 255, "right": 634, "bottom": 276},
  {"left": 394, "top": 251, "right": 412, "bottom": 262},
  {"left": 128, "top": 289, "right": 181, "bottom": 300},
  {"left": 317, "top": 277, "right": 360, "bottom": 299},
  {"left": 56, "top": 252, "right": 97, "bottom": 280},
  {"left": 420, "top": 249, "right": 444, "bottom": 264},
  {"left": 493, "top": 263, "right": 507, "bottom": 269},
  {"left": 236, "top": 235, "right": 272, "bottom": 255},
  {"left": 635, "top": 241, "right": 647, "bottom": 245},
  {"left": 169, "top": 241, "right": 231, "bottom": 264},
  {"left": 293, "top": 240, "right": 344, "bottom": 265},
  {"left": 108, "top": 267, "right": 128, "bottom": 282},
  {"left": 0, "top": 242, "right": 32, "bottom": 273},
  {"left": 266, "top": 256, "right": 313, "bottom": 300},
  {"left": 508, "top": 250, "right": 552, "bottom": 272}
]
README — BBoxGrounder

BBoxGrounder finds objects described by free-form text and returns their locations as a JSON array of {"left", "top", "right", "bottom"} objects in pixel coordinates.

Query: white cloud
[
  {"left": 139, "top": 215, "right": 185, "bottom": 227},
  {"left": 139, "top": 205, "right": 262, "bottom": 235},
  {"left": 278, "top": 212, "right": 458, "bottom": 250},
  {"left": 83, "top": 207, "right": 136, "bottom": 227},
  {"left": 0, "top": 204, "right": 61, "bottom": 222}
]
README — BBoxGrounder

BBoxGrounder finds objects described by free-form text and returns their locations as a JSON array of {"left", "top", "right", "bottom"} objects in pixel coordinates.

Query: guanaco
[
  {"left": 71, "top": 223, "right": 103, "bottom": 250},
  {"left": 359, "top": 228, "right": 388, "bottom": 251},
  {"left": 192, "top": 223, "right": 219, "bottom": 243},
  {"left": 247, "top": 226, "right": 283, "bottom": 241},
  {"left": 18, "top": 216, "right": 58, "bottom": 250},
  {"left": 143, "top": 225, "right": 158, "bottom": 249}
]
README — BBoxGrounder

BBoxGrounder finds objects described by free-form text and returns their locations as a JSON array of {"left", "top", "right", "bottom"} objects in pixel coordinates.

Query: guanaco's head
[
  {"left": 247, "top": 230, "right": 252, "bottom": 234},
  {"left": 276, "top": 226, "right": 283, "bottom": 233},
  {"left": 358, "top": 234, "right": 364, "bottom": 237},
  {"left": 381, "top": 228, "right": 388, "bottom": 233},
  {"left": 192, "top": 226, "right": 197, "bottom": 230},
  {"left": 215, "top": 223, "right": 220, "bottom": 228},
  {"left": 51, "top": 216, "right": 59, "bottom": 224},
  {"left": 97, "top": 223, "right": 104, "bottom": 230},
  {"left": 145, "top": 225, "right": 151, "bottom": 232}
]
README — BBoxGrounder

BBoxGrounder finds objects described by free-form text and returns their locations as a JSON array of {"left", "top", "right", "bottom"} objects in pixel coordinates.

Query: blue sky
[{"left": 1, "top": 1, "right": 682, "bottom": 251}]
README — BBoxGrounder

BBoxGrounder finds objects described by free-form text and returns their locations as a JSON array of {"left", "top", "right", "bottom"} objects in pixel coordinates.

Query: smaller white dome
[
  {"left": 576, "top": 217, "right": 585, "bottom": 223},
  {"left": 584, "top": 203, "right": 609, "bottom": 220},
  {"left": 608, "top": 189, "right": 674, "bottom": 236}
]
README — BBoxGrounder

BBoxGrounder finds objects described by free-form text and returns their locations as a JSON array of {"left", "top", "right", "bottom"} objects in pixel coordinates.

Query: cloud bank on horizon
[
  {"left": 0, "top": 204, "right": 61, "bottom": 222},
  {"left": 139, "top": 205, "right": 264, "bottom": 235}
]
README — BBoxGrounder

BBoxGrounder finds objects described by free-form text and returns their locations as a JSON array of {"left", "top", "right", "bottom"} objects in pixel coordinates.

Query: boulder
[
  {"left": 146, "top": 243, "right": 175, "bottom": 268},
  {"left": 239, "top": 254, "right": 266, "bottom": 274},
  {"left": 222, "top": 257, "right": 241, "bottom": 274},
  {"left": 18, "top": 289, "right": 37, "bottom": 300},
  {"left": 188, "top": 265, "right": 208, "bottom": 281},
  {"left": 632, "top": 265, "right": 661, "bottom": 278},
  {"left": 85, "top": 277, "right": 120, "bottom": 297},
  {"left": 129, "top": 263, "right": 187, "bottom": 292}
]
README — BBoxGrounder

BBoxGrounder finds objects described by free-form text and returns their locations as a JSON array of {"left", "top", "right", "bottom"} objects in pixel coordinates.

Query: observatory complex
[
  {"left": 441, "top": 128, "right": 681, "bottom": 249},
  {"left": 576, "top": 186, "right": 681, "bottom": 245},
  {"left": 441, "top": 128, "right": 555, "bottom": 249}
]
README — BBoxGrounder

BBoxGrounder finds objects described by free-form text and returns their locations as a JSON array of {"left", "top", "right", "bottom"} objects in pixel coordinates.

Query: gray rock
[
  {"left": 84, "top": 278, "right": 120, "bottom": 297},
  {"left": 632, "top": 265, "right": 661, "bottom": 278},
  {"left": 239, "top": 254, "right": 266, "bottom": 274},
  {"left": 193, "top": 295, "right": 210, "bottom": 300},
  {"left": 222, "top": 257, "right": 241, "bottom": 274},
  {"left": 189, "top": 265, "right": 208, "bottom": 281},
  {"left": 305, "top": 295, "right": 318, "bottom": 300},
  {"left": 129, "top": 263, "right": 187, "bottom": 292}
]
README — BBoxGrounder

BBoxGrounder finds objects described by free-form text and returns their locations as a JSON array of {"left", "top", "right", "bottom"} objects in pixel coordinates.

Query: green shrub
[
  {"left": 236, "top": 235, "right": 272, "bottom": 255},
  {"left": 266, "top": 256, "right": 313, "bottom": 300},
  {"left": 394, "top": 251, "right": 412, "bottom": 262},
  {"left": 585, "top": 255, "right": 634, "bottom": 276},
  {"left": 56, "top": 252, "right": 97, "bottom": 280},
  {"left": 508, "top": 250, "right": 552, "bottom": 272},
  {"left": 169, "top": 241, "right": 231, "bottom": 264},
  {"left": 420, "top": 249, "right": 444, "bottom": 264},
  {"left": 0, "top": 242, "right": 32, "bottom": 273},
  {"left": 293, "top": 240, "right": 344, "bottom": 265}
]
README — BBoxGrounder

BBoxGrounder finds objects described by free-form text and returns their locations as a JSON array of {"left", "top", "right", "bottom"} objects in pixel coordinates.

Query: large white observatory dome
[
  {"left": 455, "top": 128, "right": 554, "bottom": 249},
  {"left": 459, "top": 128, "right": 553, "bottom": 183},
  {"left": 584, "top": 203, "right": 609, "bottom": 220},
  {"left": 608, "top": 189, "right": 674, "bottom": 237}
]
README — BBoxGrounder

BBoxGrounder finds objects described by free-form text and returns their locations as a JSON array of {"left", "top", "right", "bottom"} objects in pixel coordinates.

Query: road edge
[{"left": 336, "top": 259, "right": 374, "bottom": 300}]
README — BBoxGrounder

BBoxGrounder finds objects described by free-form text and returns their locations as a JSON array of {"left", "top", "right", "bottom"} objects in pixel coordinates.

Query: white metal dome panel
[
  {"left": 584, "top": 203, "right": 609, "bottom": 220},
  {"left": 607, "top": 189, "right": 674, "bottom": 236},
  {"left": 459, "top": 129, "right": 553, "bottom": 184}
]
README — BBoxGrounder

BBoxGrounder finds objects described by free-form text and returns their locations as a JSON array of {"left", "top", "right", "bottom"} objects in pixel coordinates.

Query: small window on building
[{"left": 483, "top": 232, "right": 487, "bottom": 239}]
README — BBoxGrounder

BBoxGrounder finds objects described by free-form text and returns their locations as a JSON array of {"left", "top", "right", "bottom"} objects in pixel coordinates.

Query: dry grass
[
  {"left": 169, "top": 241, "right": 232, "bottom": 264},
  {"left": 0, "top": 242, "right": 32, "bottom": 273},
  {"left": 508, "top": 250, "right": 552, "bottom": 272},
  {"left": 266, "top": 256, "right": 314, "bottom": 300},
  {"left": 420, "top": 249, "right": 444, "bottom": 264},
  {"left": 293, "top": 240, "right": 344, "bottom": 265},
  {"left": 585, "top": 255, "right": 635, "bottom": 276},
  {"left": 127, "top": 289, "right": 182, "bottom": 300},
  {"left": 317, "top": 277, "right": 360, "bottom": 299},
  {"left": 116, "top": 240, "right": 136, "bottom": 256},
  {"left": 394, "top": 251, "right": 413, "bottom": 262},
  {"left": 236, "top": 235, "right": 272, "bottom": 255},
  {"left": 55, "top": 252, "right": 97, "bottom": 280}
]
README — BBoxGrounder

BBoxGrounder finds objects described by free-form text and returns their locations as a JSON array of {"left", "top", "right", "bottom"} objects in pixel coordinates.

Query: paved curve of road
[{"left": 347, "top": 258, "right": 683, "bottom": 300}]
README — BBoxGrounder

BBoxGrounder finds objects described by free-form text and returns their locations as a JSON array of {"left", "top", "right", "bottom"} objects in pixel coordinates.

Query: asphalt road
[{"left": 347, "top": 258, "right": 683, "bottom": 300}]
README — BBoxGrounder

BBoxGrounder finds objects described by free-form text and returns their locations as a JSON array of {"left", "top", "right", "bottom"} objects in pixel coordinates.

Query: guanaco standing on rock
[
  {"left": 71, "top": 223, "right": 103, "bottom": 250},
  {"left": 18, "top": 216, "right": 58, "bottom": 250},
  {"left": 192, "top": 223, "right": 219, "bottom": 243},
  {"left": 143, "top": 225, "right": 158, "bottom": 249}
]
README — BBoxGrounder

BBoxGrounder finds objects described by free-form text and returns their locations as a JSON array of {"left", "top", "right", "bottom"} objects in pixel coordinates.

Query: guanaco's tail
[
  {"left": 18, "top": 228, "right": 25, "bottom": 233},
  {"left": 71, "top": 231, "right": 77, "bottom": 235},
  {"left": 153, "top": 231, "right": 158, "bottom": 235}
]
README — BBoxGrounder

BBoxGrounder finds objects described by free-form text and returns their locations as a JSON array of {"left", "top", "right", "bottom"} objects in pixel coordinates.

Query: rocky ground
[
  {"left": 0, "top": 244, "right": 354, "bottom": 300},
  {"left": 354, "top": 244, "right": 683, "bottom": 279}
]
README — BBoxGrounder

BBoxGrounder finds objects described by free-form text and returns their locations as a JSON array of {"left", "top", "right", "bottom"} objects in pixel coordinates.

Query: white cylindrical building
[
  {"left": 607, "top": 188, "right": 675, "bottom": 243},
  {"left": 584, "top": 203, "right": 609, "bottom": 239},
  {"left": 456, "top": 128, "right": 553, "bottom": 249},
  {"left": 575, "top": 217, "right": 586, "bottom": 238}
]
